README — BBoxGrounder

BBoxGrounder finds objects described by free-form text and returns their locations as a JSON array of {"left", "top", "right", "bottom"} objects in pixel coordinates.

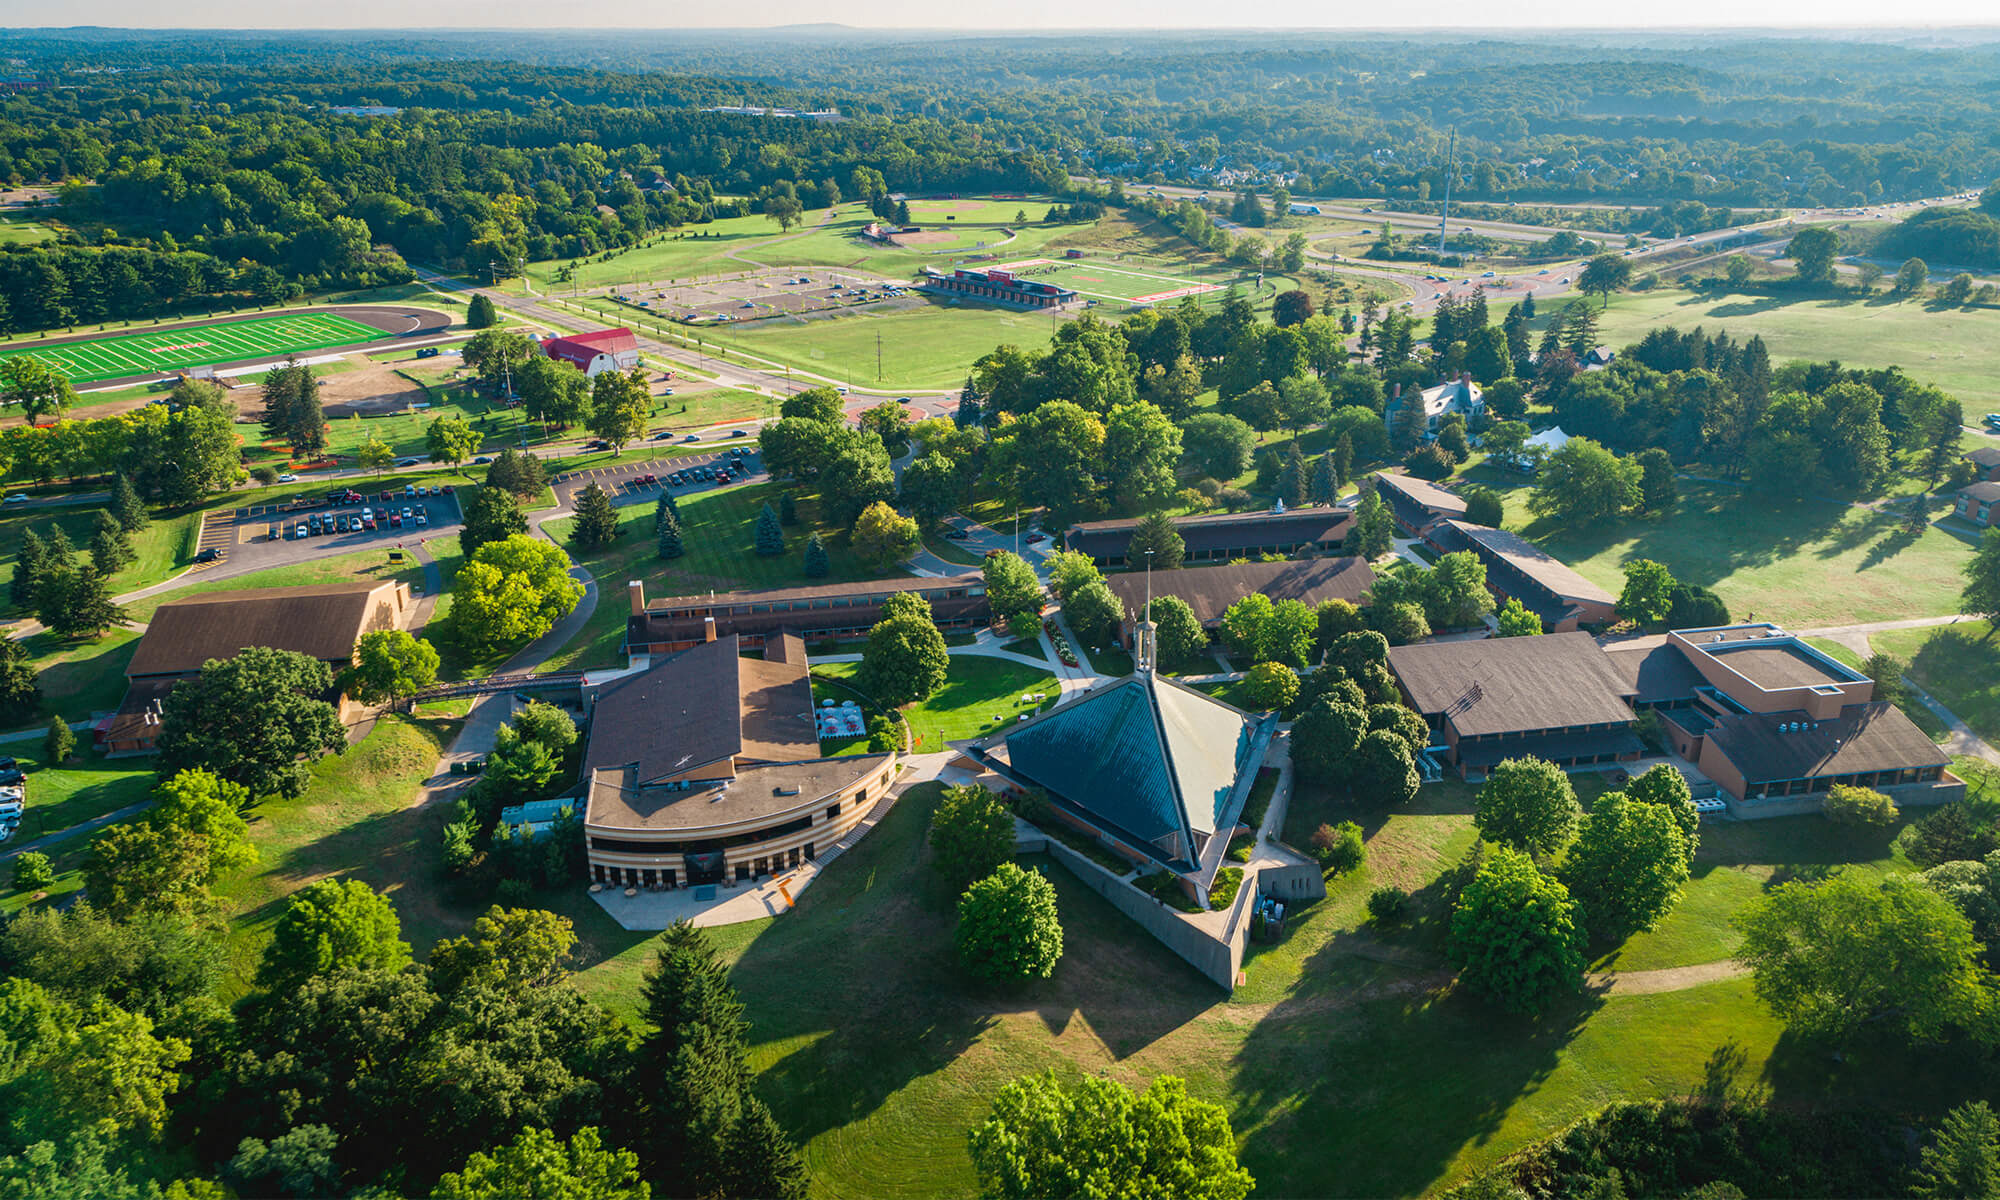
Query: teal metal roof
[{"left": 998, "top": 675, "right": 1264, "bottom": 873}]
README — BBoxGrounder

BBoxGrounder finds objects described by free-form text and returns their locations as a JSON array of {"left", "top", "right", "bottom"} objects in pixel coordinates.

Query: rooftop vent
[{"left": 773, "top": 786, "right": 801, "bottom": 796}]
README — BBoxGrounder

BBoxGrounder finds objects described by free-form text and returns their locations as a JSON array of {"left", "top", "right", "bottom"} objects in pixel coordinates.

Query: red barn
[{"left": 543, "top": 327, "right": 640, "bottom": 377}]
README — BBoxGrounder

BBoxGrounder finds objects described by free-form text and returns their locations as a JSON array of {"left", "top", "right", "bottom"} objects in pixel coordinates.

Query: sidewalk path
[
  {"left": 1, "top": 798, "right": 152, "bottom": 863},
  {"left": 1587, "top": 959, "right": 1750, "bottom": 996}
]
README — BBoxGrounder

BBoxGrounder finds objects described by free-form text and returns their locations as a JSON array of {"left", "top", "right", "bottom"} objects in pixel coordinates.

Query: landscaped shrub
[
  {"left": 1823, "top": 783, "right": 1899, "bottom": 828},
  {"left": 1367, "top": 886, "right": 1409, "bottom": 925},
  {"left": 1311, "top": 821, "right": 1366, "bottom": 875},
  {"left": 1135, "top": 870, "right": 1199, "bottom": 912},
  {"left": 1208, "top": 866, "right": 1245, "bottom": 909},
  {"left": 1227, "top": 833, "right": 1256, "bottom": 863}
]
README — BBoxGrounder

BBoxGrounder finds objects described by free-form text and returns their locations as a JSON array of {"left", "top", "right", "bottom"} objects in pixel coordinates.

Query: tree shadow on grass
[
  {"left": 728, "top": 785, "right": 1217, "bottom": 1146},
  {"left": 1230, "top": 918, "right": 1605, "bottom": 1198}
]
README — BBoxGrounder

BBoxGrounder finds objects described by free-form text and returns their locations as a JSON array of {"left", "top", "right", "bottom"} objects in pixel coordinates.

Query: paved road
[{"left": 1, "top": 797, "right": 152, "bottom": 863}]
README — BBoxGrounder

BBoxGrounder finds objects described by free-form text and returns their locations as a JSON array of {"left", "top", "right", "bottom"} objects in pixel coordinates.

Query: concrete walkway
[
  {"left": 589, "top": 751, "right": 960, "bottom": 929},
  {"left": 1, "top": 797, "right": 153, "bottom": 863}
]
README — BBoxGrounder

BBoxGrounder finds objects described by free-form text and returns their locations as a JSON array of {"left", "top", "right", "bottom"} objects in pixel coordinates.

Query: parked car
[
  {"left": 730, "top": 429, "right": 749, "bottom": 438},
  {"left": 414, "top": 512, "right": 429, "bottom": 527},
  {"left": 1984, "top": 413, "right": 2000, "bottom": 429},
  {"left": 389, "top": 513, "right": 403, "bottom": 528},
  {"left": 441, "top": 485, "right": 455, "bottom": 494},
  {"left": 401, "top": 507, "right": 414, "bottom": 522},
  {"left": 277, "top": 473, "right": 298, "bottom": 483},
  {"left": 194, "top": 547, "right": 221, "bottom": 563},
  {"left": 587, "top": 440, "right": 610, "bottom": 451},
  {"left": 361, "top": 515, "right": 376, "bottom": 530},
  {"left": 651, "top": 430, "right": 676, "bottom": 440},
  {"left": 2, "top": 495, "right": 28, "bottom": 505},
  {"left": 944, "top": 530, "right": 971, "bottom": 540},
  {"left": 294, "top": 523, "right": 309, "bottom": 540},
  {"left": 379, "top": 491, "right": 394, "bottom": 503},
  {"left": 396, "top": 457, "right": 423, "bottom": 468},
  {"left": 682, "top": 434, "right": 701, "bottom": 442}
]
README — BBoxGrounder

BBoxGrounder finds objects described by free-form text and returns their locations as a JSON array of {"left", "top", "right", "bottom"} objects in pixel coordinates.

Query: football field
[
  {"left": 989, "top": 257, "right": 1231, "bottom": 305},
  {"left": 0, "top": 312, "right": 389, "bottom": 384}
]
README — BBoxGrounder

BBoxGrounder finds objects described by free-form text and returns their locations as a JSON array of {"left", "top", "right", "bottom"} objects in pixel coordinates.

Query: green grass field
[
  {"left": 1491, "top": 477, "right": 1972, "bottom": 628},
  {"left": 691, "top": 304, "right": 1070, "bottom": 392},
  {"left": 0, "top": 214, "right": 55, "bottom": 246},
  {"left": 1575, "top": 286, "right": 2000, "bottom": 413},
  {"left": 992, "top": 256, "right": 1236, "bottom": 305},
  {"left": 812, "top": 656, "right": 1057, "bottom": 753},
  {"left": 905, "top": 198, "right": 1053, "bottom": 224},
  {"left": 1, "top": 312, "right": 388, "bottom": 384},
  {"left": 1873, "top": 620, "right": 2000, "bottom": 745},
  {"left": 0, "top": 506, "right": 201, "bottom": 617}
]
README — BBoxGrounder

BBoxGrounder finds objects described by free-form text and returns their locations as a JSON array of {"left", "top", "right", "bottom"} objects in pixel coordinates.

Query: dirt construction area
[
  {"left": 608, "top": 269, "right": 906, "bottom": 325},
  {"left": 317, "top": 355, "right": 433, "bottom": 417}
]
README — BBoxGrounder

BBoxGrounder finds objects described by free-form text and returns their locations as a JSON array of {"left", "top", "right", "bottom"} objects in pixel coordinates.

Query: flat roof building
[
  {"left": 624, "top": 575, "right": 990, "bottom": 654},
  {"left": 580, "top": 631, "right": 896, "bottom": 891},
  {"left": 1064, "top": 505, "right": 1351, "bottom": 568}
]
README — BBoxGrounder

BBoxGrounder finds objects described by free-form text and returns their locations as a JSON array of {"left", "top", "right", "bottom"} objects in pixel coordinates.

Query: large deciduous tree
[
  {"left": 856, "top": 597, "right": 949, "bottom": 708},
  {"left": 1529, "top": 437, "right": 1639, "bottom": 526},
  {"left": 339, "top": 628, "right": 441, "bottom": 705},
  {"left": 434, "top": 1126, "right": 648, "bottom": 1200},
  {"left": 850, "top": 501, "right": 919, "bottom": 572},
  {"left": 969, "top": 1072, "right": 1253, "bottom": 1200},
  {"left": 586, "top": 368, "right": 651, "bottom": 450},
  {"left": 155, "top": 646, "right": 346, "bottom": 800},
  {"left": 1448, "top": 846, "right": 1588, "bottom": 1015},
  {"left": 983, "top": 551, "right": 1043, "bottom": 630},
  {"left": 448, "top": 535, "right": 585, "bottom": 651},
  {"left": 459, "top": 485, "right": 529, "bottom": 559},
  {"left": 1474, "top": 757, "right": 1582, "bottom": 857},
  {"left": 955, "top": 861, "right": 1064, "bottom": 983},
  {"left": 1560, "top": 791, "right": 1691, "bottom": 940},
  {"left": 254, "top": 878, "right": 412, "bottom": 995},
  {"left": 929, "top": 784, "right": 1017, "bottom": 893}
]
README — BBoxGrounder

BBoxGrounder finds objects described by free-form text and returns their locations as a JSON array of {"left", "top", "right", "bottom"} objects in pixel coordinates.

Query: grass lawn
[
  {"left": 812, "top": 655, "right": 1058, "bottom": 754},
  {"left": 120, "top": 546, "right": 429, "bottom": 625},
  {"left": 1497, "top": 478, "right": 1971, "bottom": 628},
  {"left": 1873, "top": 620, "right": 2000, "bottom": 745},
  {"left": 1575, "top": 286, "right": 2000, "bottom": 414},
  {"left": 213, "top": 712, "right": 461, "bottom": 991},
  {"left": 998, "top": 636, "right": 1046, "bottom": 661},
  {"left": 3, "top": 744, "right": 157, "bottom": 844},
  {"left": 922, "top": 535, "right": 986, "bottom": 567},
  {"left": 537, "top": 481, "right": 904, "bottom": 674},
  {"left": 691, "top": 303, "right": 1073, "bottom": 393},
  {"left": 554, "top": 761, "right": 1991, "bottom": 1200},
  {"left": 6, "top": 629, "right": 141, "bottom": 728},
  {"left": 0, "top": 214, "right": 55, "bottom": 246},
  {"left": 0, "top": 506, "right": 202, "bottom": 619}
]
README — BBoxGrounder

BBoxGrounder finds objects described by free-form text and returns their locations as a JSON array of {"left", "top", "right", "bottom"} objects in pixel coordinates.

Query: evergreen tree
[
  {"left": 779, "top": 491, "right": 799, "bottom": 526},
  {"left": 43, "top": 713, "right": 73, "bottom": 764},
  {"left": 1332, "top": 433, "right": 1353, "bottom": 487},
  {"left": 89, "top": 510, "right": 133, "bottom": 576},
  {"left": 10, "top": 527, "right": 46, "bottom": 610},
  {"left": 723, "top": 1095, "right": 809, "bottom": 1200},
  {"left": 656, "top": 509, "right": 685, "bottom": 560},
  {"left": 1283, "top": 442, "right": 1310, "bottom": 507},
  {"left": 0, "top": 636, "right": 41, "bottom": 724},
  {"left": 754, "top": 502, "right": 785, "bottom": 556},
  {"left": 1311, "top": 453, "right": 1338, "bottom": 505},
  {"left": 109, "top": 472, "right": 147, "bottom": 531},
  {"left": 466, "top": 292, "right": 499, "bottom": 329},
  {"left": 567, "top": 482, "right": 620, "bottom": 552},
  {"left": 38, "top": 564, "right": 128, "bottom": 640},
  {"left": 804, "top": 531, "right": 830, "bottom": 577}
]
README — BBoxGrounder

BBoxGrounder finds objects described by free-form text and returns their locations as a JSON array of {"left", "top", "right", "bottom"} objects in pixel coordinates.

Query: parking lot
[
  {"left": 554, "top": 446, "right": 766, "bottom": 509},
  {"left": 608, "top": 268, "right": 908, "bottom": 326},
  {"left": 192, "top": 485, "right": 465, "bottom": 573}
]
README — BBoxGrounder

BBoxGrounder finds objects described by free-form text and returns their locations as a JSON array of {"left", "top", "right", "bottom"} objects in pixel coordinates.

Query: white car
[
  {"left": 277, "top": 473, "right": 298, "bottom": 483},
  {"left": 2, "top": 495, "right": 28, "bottom": 505}
]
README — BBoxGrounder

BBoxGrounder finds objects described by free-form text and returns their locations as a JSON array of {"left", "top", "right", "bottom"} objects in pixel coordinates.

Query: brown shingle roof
[
  {"left": 1959, "top": 482, "right": 2000, "bottom": 503},
  {"left": 1601, "top": 636, "right": 1707, "bottom": 706},
  {"left": 586, "top": 632, "right": 819, "bottom": 785},
  {"left": 127, "top": 582, "right": 404, "bottom": 678},
  {"left": 1102, "top": 557, "right": 1375, "bottom": 627},
  {"left": 585, "top": 754, "right": 888, "bottom": 833},
  {"left": 642, "top": 574, "right": 979, "bottom": 611},
  {"left": 1703, "top": 703, "right": 1949, "bottom": 784},
  {"left": 1967, "top": 447, "right": 2000, "bottom": 469},
  {"left": 1373, "top": 472, "right": 1470, "bottom": 526},
  {"left": 1388, "top": 631, "right": 1637, "bottom": 738},
  {"left": 1064, "top": 508, "right": 1350, "bottom": 560},
  {"left": 1437, "top": 521, "right": 1615, "bottom": 607}
]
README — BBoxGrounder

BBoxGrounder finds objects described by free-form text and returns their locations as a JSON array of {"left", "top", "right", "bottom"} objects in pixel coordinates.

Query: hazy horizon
[{"left": 3, "top": 6, "right": 2000, "bottom": 33}]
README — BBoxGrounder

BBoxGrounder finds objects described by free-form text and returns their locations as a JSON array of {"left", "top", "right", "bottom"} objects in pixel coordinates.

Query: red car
[
  {"left": 379, "top": 491, "right": 394, "bottom": 503},
  {"left": 440, "top": 484, "right": 455, "bottom": 494},
  {"left": 389, "top": 513, "right": 403, "bottom": 528},
  {"left": 639, "top": 473, "right": 658, "bottom": 486}
]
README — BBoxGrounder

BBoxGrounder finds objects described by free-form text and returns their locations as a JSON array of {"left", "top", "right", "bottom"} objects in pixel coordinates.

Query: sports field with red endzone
[{"left": 988, "top": 256, "right": 1232, "bottom": 305}]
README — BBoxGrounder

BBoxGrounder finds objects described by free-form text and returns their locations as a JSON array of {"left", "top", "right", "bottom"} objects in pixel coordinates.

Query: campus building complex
[
  {"left": 99, "top": 581, "right": 415, "bottom": 754},
  {"left": 1064, "top": 505, "right": 1351, "bottom": 568},
  {"left": 920, "top": 265, "right": 1077, "bottom": 309},
  {"left": 1372, "top": 471, "right": 1470, "bottom": 535},
  {"left": 1389, "top": 622, "right": 1959, "bottom": 817},
  {"left": 579, "top": 631, "right": 896, "bottom": 890},
  {"left": 623, "top": 576, "right": 990, "bottom": 654}
]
